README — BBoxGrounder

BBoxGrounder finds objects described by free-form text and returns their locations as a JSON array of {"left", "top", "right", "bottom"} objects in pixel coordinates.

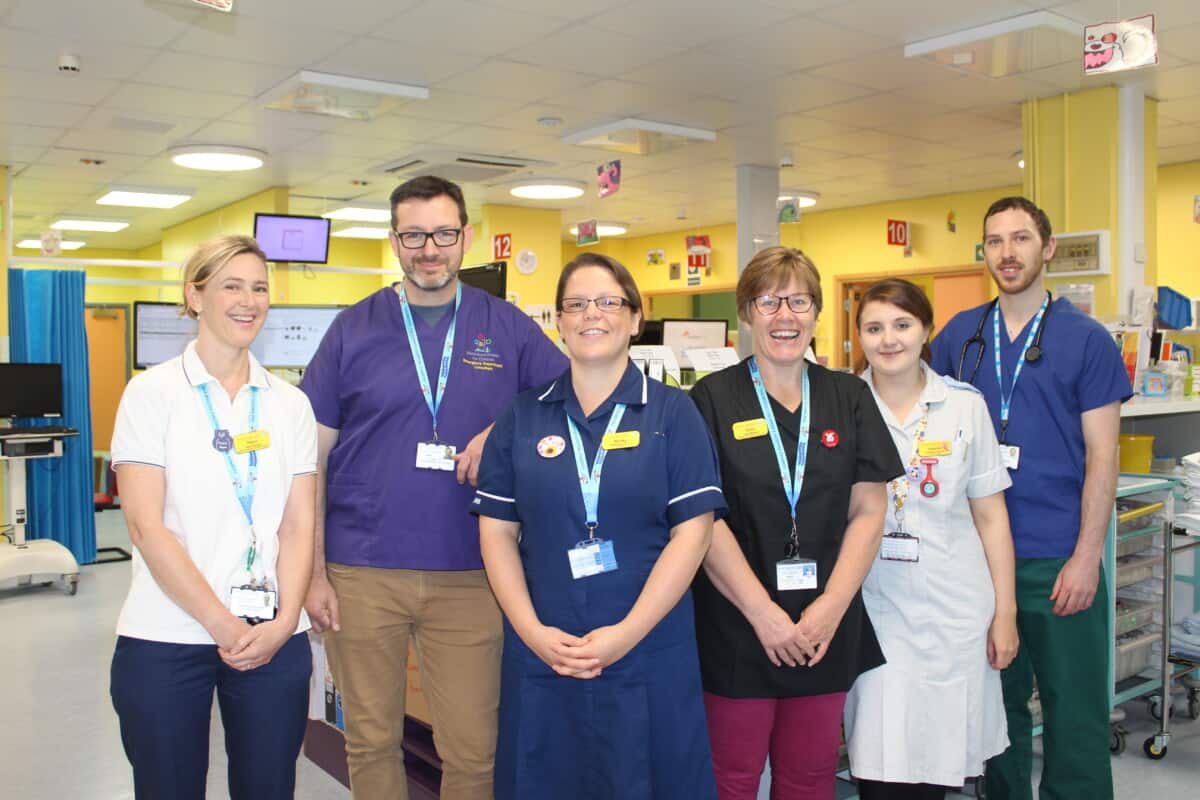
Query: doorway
[
  {"left": 834, "top": 266, "right": 990, "bottom": 370},
  {"left": 85, "top": 304, "right": 130, "bottom": 453}
]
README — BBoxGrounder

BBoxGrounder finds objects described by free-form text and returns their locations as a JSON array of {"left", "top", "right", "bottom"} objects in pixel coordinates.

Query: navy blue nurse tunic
[{"left": 473, "top": 361, "right": 727, "bottom": 800}]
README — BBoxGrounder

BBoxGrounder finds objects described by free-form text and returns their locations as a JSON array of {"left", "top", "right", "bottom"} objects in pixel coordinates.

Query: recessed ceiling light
[
  {"left": 568, "top": 221, "right": 628, "bottom": 237},
  {"left": 323, "top": 206, "right": 391, "bottom": 223},
  {"left": 50, "top": 218, "right": 129, "bottom": 232},
  {"left": 97, "top": 187, "right": 192, "bottom": 209},
  {"left": 169, "top": 144, "right": 266, "bottom": 171},
  {"left": 510, "top": 179, "right": 586, "bottom": 200},
  {"left": 779, "top": 190, "right": 820, "bottom": 208},
  {"left": 17, "top": 239, "right": 86, "bottom": 250},
  {"left": 331, "top": 226, "right": 391, "bottom": 239}
]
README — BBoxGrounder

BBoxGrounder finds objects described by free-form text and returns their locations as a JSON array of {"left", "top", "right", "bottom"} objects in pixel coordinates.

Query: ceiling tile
[
  {"left": 903, "top": 111, "right": 1018, "bottom": 144},
  {"left": 591, "top": 0, "right": 795, "bottom": 46},
  {"left": 1051, "top": 0, "right": 1200, "bottom": 32},
  {"left": 7, "top": 0, "right": 200, "bottom": 47},
  {"left": 226, "top": 0, "right": 419, "bottom": 36},
  {"left": 458, "top": 0, "right": 632, "bottom": 23},
  {"left": 435, "top": 60, "right": 595, "bottom": 103},
  {"left": 503, "top": 22, "right": 690, "bottom": 79},
  {"left": 137, "top": 52, "right": 293, "bottom": 98},
  {"left": 1159, "top": 141, "right": 1200, "bottom": 164},
  {"left": 0, "top": 97, "right": 92, "bottom": 128},
  {"left": 372, "top": 0, "right": 564, "bottom": 59},
  {"left": 1158, "top": 122, "right": 1200, "bottom": 149},
  {"left": 807, "top": 47, "right": 962, "bottom": 91},
  {"left": 169, "top": 14, "right": 354, "bottom": 68},
  {"left": 1158, "top": 96, "right": 1200, "bottom": 123},
  {"left": 813, "top": 0, "right": 1041, "bottom": 42},
  {"left": 332, "top": 114, "right": 463, "bottom": 146},
  {"left": 0, "top": 123, "right": 64, "bottom": 147},
  {"left": 103, "top": 83, "right": 245, "bottom": 119},
  {"left": 0, "top": 69, "right": 118, "bottom": 106},
  {"left": 313, "top": 37, "right": 485, "bottom": 87},
  {"left": 806, "top": 93, "right": 957, "bottom": 128},
  {"left": 384, "top": 90, "right": 521, "bottom": 126},
  {"left": 185, "top": 120, "right": 321, "bottom": 152},
  {"left": 221, "top": 104, "right": 346, "bottom": 134},
  {"left": 55, "top": 128, "right": 175, "bottom": 157},
  {"left": 716, "top": 17, "right": 891, "bottom": 71},
  {"left": 0, "top": 28, "right": 158, "bottom": 81},
  {"left": 1147, "top": 64, "right": 1200, "bottom": 102}
]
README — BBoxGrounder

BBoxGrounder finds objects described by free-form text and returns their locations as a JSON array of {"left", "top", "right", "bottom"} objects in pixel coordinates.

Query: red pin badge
[{"left": 821, "top": 429, "right": 839, "bottom": 448}]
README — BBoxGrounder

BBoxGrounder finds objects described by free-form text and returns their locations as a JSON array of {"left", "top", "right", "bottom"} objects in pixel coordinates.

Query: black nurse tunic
[{"left": 690, "top": 358, "right": 904, "bottom": 698}]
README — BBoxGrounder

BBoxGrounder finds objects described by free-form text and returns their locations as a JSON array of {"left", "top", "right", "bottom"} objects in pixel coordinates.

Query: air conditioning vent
[{"left": 373, "top": 151, "right": 552, "bottom": 184}]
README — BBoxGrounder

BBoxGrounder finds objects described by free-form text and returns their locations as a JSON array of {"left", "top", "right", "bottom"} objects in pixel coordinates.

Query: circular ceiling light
[
  {"left": 510, "top": 178, "right": 586, "bottom": 200},
  {"left": 568, "top": 221, "right": 628, "bottom": 237},
  {"left": 778, "top": 189, "right": 820, "bottom": 208},
  {"left": 169, "top": 144, "right": 267, "bottom": 172}
]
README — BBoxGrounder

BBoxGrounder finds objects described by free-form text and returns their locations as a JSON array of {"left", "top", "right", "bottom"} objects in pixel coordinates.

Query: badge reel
[
  {"left": 881, "top": 499, "right": 920, "bottom": 564},
  {"left": 776, "top": 520, "right": 817, "bottom": 591},
  {"left": 228, "top": 534, "right": 277, "bottom": 624},
  {"left": 568, "top": 525, "right": 619, "bottom": 580}
]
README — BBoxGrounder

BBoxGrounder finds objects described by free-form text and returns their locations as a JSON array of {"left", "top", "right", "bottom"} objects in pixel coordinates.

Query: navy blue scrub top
[
  {"left": 690, "top": 360, "right": 903, "bottom": 698},
  {"left": 931, "top": 297, "right": 1132, "bottom": 559}
]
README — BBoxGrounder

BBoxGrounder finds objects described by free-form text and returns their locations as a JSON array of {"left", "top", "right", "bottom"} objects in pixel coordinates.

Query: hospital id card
[
  {"left": 230, "top": 585, "right": 277, "bottom": 621},
  {"left": 880, "top": 531, "right": 920, "bottom": 562},
  {"left": 568, "top": 538, "right": 618, "bottom": 580},
  {"left": 1000, "top": 444, "right": 1020, "bottom": 471},
  {"left": 416, "top": 441, "right": 457, "bottom": 471},
  {"left": 776, "top": 558, "right": 817, "bottom": 591}
]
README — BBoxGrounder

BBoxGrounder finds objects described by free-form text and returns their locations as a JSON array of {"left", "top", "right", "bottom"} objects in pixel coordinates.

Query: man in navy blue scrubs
[
  {"left": 931, "top": 196, "right": 1131, "bottom": 800},
  {"left": 300, "top": 175, "right": 567, "bottom": 799}
]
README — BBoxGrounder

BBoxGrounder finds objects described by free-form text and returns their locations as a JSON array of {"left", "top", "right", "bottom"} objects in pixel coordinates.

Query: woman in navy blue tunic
[{"left": 473, "top": 253, "right": 727, "bottom": 800}]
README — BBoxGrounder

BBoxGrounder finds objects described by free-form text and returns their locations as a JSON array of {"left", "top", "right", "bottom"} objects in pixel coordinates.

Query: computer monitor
[
  {"left": 459, "top": 261, "right": 507, "bottom": 299},
  {"left": 0, "top": 363, "right": 63, "bottom": 419},
  {"left": 661, "top": 318, "right": 729, "bottom": 369},
  {"left": 134, "top": 301, "right": 197, "bottom": 369},
  {"left": 631, "top": 319, "right": 664, "bottom": 346},
  {"left": 253, "top": 213, "right": 331, "bottom": 264},
  {"left": 250, "top": 305, "right": 343, "bottom": 369}
]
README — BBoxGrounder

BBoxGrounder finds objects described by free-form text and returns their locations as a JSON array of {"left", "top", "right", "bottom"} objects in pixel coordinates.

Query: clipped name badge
[
  {"left": 1000, "top": 444, "right": 1021, "bottom": 471},
  {"left": 776, "top": 558, "right": 817, "bottom": 591},
  {"left": 601, "top": 430, "right": 640, "bottom": 450},
  {"left": 230, "top": 585, "right": 277, "bottom": 621},
  {"left": 568, "top": 538, "right": 618, "bottom": 579},
  {"left": 880, "top": 531, "right": 920, "bottom": 562},
  {"left": 234, "top": 429, "right": 271, "bottom": 454},
  {"left": 917, "top": 440, "right": 951, "bottom": 457},
  {"left": 416, "top": 441, "right": 457, "bottom": 471},
  {"left": 732, "top": 418, "right": 769, "bottom": 440}
]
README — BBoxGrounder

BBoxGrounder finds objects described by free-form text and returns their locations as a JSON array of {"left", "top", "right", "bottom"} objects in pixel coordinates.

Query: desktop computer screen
[{"left": 0, "top": 363, "right": 63, "bottom": 418}]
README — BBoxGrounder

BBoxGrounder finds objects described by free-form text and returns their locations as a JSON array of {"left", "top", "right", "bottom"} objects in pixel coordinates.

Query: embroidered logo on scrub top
[
  {"left": 537, "top": 435, "right": 566, "bottom": 458},
  {"left": 821, "top": 429, "right": 839, "bottom": 448},
  {"left": 463, "top": 330, "right": 505, "bottom": 372}
]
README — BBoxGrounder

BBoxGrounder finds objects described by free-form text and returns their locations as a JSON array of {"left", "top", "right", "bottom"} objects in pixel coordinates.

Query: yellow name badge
[
  {"left": 602, "top": 431, "right": 640, "bottom": 450},
  {"left": 918, "top": 440, "right": 952, "bottom": 457},
  {"left": 233, "top": 430, "right": 271, "bottom": 454},
  {"left": 732, "top": 418, "right": 769, "bottom": 440}
]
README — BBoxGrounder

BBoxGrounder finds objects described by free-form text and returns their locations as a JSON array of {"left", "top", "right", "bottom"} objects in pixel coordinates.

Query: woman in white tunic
[{"left": 845, "top": 279, "right": 1018, "bottom": 799}]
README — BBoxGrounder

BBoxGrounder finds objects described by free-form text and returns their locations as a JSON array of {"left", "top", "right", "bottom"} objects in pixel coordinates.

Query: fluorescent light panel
[
  {"left": 569, "top": 222, "right": 628, "bottom": 237},
  {"left": 332, "top": 226, "right": 390, "bottom": 239},
  {"left": 170, "top": 144, "right": 266, "bottom": 172},
  {"left": 323, "top": 206, "right": 391, "bottom": 223},
  {"left": 51, "top": 218, "right": 129, "bottom": 232},
  {"left": 17, "top": 239, "right": 86, "bottom": 250},
  {"left": 97, "top": 188, "right": 192, "bottom": 209},
  {"left": 511, "top": 179, "right": 586, "bottom": 200}
]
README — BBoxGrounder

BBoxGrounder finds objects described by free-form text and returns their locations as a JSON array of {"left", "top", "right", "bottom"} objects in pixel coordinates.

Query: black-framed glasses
[
  {"left": 393, "top": 228, "right": 463, "bottom": 249},
  {"left": 752, "top": 293, "right": 814, "bottom": 315},
  {"left": 560, "top": 296, "right": 631, "bottom": 314}
]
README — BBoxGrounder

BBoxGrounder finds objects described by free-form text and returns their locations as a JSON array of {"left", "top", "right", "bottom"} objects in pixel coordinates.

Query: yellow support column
[{"left": 1022, "top": 87, "right": 1158, "bottom": 318}]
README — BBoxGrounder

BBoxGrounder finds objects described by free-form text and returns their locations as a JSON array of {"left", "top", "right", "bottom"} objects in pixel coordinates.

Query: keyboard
[{"left": 0, "top": 425, "right": 78, "bottom": 438}]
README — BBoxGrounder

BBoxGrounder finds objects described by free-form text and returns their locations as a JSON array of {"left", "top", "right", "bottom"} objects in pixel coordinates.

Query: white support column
[
  {"left": 1117, "top": 85, "right": 1146, "bottom": 316},
  {"left": 735, "top": 164, "right": 779, "bottom": 357}
]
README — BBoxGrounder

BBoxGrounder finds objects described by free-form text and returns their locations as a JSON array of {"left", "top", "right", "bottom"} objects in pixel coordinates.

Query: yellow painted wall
[
  {"left": 281, "top": 236, "right": 384, "bottom": 306},
  {"left": 475, "top": 204, "right": 564, "bottom": 309},
  {"left": 1157, "top": 160, "right": 1200, "bottom": 298}
]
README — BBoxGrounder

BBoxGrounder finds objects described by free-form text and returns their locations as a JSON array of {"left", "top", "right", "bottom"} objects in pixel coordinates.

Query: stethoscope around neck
[{"left": 956, "top": 291, "right": 1052, "bottom": 385}]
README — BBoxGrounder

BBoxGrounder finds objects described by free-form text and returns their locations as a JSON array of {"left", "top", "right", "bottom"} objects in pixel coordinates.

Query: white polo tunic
[
  {"left": 845, "top": 362, "right": 1012, "bottom": 786},
  {"left": 111, "top": 341, "right": 316, "bottom": 645}
]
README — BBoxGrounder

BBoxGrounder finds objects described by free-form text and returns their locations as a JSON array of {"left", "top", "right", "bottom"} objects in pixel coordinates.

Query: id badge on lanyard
[
  {"left": 400, "top": 282, "right": 462, "bottom": 471},
  {"left": 564, "top": 406, "right": 628, "bottom": 580},
  {"left": 748, "top": 358, "right": 819, "bottom": 592},
  {"left": 884, "top": 403, "right": 934, "bottom": 563},
  {"left": 993, "top": 294, "right": 1048, "bottom": 471}
]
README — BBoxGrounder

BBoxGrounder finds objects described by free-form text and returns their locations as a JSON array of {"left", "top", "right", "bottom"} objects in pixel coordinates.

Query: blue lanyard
[
  {"left": 565, "top": 404, "right": 628, "bottom": 539},
  {"left": 992, "top": 292, "right": 1049, "bottom": 442},
  {"left": 398, "top": 282, "right": 461, "bottom": 441},
  {"left": 748, "top": 357, "right": 811, "bottom": 532},
  {"left": 196, "top": 383, "right": 259, "bottom": 531}
]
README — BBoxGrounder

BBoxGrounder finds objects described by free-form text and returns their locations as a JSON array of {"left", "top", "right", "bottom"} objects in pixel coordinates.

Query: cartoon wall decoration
[
  {"left": 1083, "top": 15, "right": 1157, "bottom": 76},
  {"left": 597, "top": 160, "right": 621, "bottom": 198},
  {"left": 686, "top": 235, "right": 712, "bottom": 275}
]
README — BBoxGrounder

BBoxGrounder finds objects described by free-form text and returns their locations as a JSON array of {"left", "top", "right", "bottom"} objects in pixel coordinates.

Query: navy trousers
[{"left": 111, "top": 632, "right": 311, "bottom": 800}]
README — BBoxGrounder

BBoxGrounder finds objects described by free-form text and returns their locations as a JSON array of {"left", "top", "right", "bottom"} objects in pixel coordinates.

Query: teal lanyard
[
  {"left": 748, "top": 357, "right": 811, "bottom": 545},
  {"left": 565, "top": 404, "right": 628, "bottom": 540},
  {"left": 993, "top": 292, "right": 1049, "bottom": 443},
  {"left": 398, "top": 282, "right": 461, "bottom": 441},
  {"left": 196, "top": 383, "right": 260, "bottom": 572}
]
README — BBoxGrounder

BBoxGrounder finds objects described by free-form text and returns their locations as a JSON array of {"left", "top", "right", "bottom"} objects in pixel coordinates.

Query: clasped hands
[
  {"left": 523, "top": 622, "right": 639, "bottom": 679},
  {"left": 749, "top": 593, "right": 844, "bottom": 668}
]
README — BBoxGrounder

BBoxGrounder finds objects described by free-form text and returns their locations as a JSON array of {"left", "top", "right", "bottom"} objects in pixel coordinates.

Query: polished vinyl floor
[{"left": 3, "top": 511, "right": 1199, "bottom": 799}]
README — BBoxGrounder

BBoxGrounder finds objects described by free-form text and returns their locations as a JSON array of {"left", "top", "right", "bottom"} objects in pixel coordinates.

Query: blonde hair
[
  {"left": 735, "top": 246, "right": 823, "bottom": 324},
  {"left": 181, "top": 234, "right": 268, "bottom": 319}
]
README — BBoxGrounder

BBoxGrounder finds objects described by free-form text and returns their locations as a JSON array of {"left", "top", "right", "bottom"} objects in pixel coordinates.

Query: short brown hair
[
  {"left": 555, "top": 252, "right": 644, "bottom": 336},
  {"left": 983, "top": 196, "right": 1052, "bottom": 245},
  {"left": 855, "top": 278, "right": 934, "bottom": 371},
  {"left": 390, "top": 175, "right": 469, "bottom": 228},
  {"left": 736, "top": 247, "right": 823, "bottom": 324},
  {"left": 181, "top": 234, "right": 268, "bottom": 319}
]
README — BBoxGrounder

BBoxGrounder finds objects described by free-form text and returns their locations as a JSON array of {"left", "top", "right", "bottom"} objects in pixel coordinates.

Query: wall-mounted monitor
[
  {"left": 253, "top": 213, "right": 331, "bottom": 264},
  {"left": 0, "top": 363, "right": 63, "bottom": 419},
  {"left": 459, "top": 260, "right": 507, "bottom": 299},
  {"left": 661, "top": 318, "right": 729, "bottom": 369},
  {"left": 250, "top": 305, "right": 343, "bottom": 369},
  {"left": 134, "top": 301, "right": 196, "bottom": 370}
]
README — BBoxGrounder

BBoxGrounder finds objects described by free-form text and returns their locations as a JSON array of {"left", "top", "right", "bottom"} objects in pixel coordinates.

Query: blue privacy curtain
[{"left": 7, "top": 268, "right": 97, "bottom": 564}]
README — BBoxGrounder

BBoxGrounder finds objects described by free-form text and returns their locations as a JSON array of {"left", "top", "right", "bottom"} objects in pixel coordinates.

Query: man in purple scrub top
[{"left": 300, "top": 175, "right": 568, "bottom": 800}]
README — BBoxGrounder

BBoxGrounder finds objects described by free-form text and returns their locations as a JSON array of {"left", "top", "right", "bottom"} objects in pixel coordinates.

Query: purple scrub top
[{"left": 301, "top": 283, "right": 568, "bottom": 570}]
